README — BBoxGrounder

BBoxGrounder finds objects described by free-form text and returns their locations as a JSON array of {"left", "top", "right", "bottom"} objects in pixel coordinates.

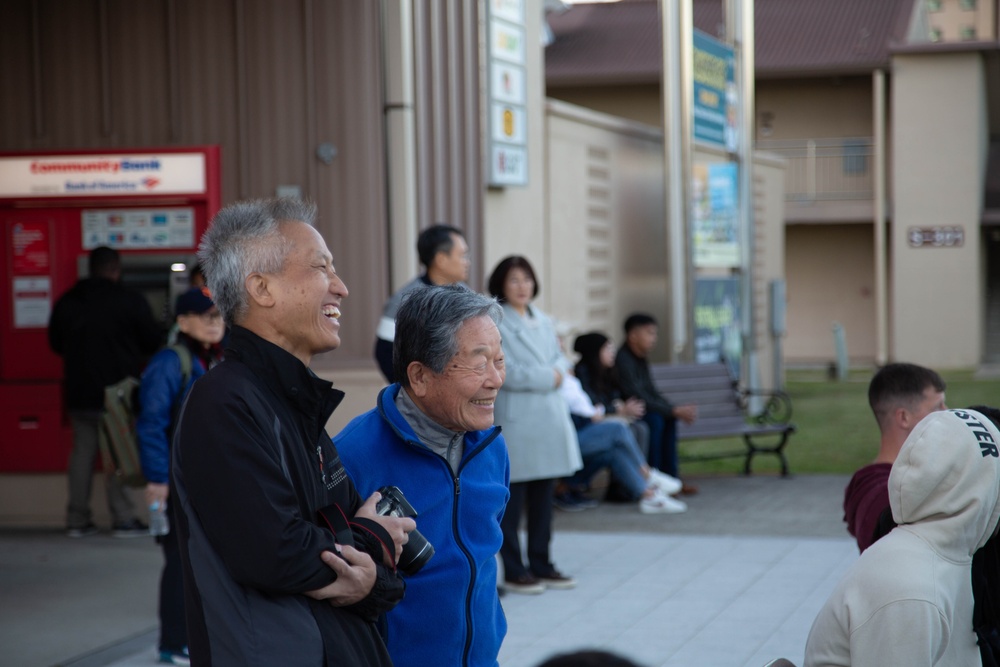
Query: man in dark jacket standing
[
  {"left": 172, "top": 198, "right": 413, "bottom": 666},
  {"left": 338, "top": 285, "right": 509, "bottom": 667},
  {"left": 373, "top": 224, "right": 470, "bottom": 382},
  {"left": 615, "top": 313, "right": 698, "bottom": 494},
  {"left": 48, "top": 245, "right": 163, "bottom": 538}
]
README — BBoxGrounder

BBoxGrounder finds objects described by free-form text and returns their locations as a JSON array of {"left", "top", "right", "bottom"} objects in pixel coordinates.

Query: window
[
  {"left": 926, "top": 0, "right": 942, "bottom": 11},
  {"left": 960, "top": 0, "right": 977, "bottom": 10},
  {"left": 961, "top": 25, "right": 977, "bottom": 40},
  {"left": 843, "top": 140, "right": 869, "bottom": 176},
  {"left": 930, "top": 27, "right": 943, "bottom": 42}
]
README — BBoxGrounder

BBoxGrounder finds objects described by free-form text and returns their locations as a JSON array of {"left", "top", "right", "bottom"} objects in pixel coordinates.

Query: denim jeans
[
  {"left": 567, "top": 420, "right": 648, "bottom": 499},
  {"left": 642, "top": 412, "right": 680, "bottom": 478}
]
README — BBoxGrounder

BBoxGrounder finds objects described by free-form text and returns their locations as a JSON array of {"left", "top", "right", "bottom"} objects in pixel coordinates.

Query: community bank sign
[{"left": 0, "top": 153, "right": 207, "bottom": 197}]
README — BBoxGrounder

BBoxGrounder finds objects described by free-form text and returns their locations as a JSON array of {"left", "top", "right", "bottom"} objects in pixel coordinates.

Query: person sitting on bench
[
  {"left": 557, "top": 369, "right": 687, "bottom": 514},
  {"left": 615, "top": 313, "right": 699, "bottom": 495}
]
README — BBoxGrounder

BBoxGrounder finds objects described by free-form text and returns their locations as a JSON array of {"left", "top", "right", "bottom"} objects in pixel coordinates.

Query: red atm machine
[{"left": 0, "top": 146, "right": 221, "bottom": 472}]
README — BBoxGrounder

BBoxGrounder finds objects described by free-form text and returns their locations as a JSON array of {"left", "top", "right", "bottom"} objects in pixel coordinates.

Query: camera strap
[{"left": 315, "top": 503, "right": 356, "bottom": 550}]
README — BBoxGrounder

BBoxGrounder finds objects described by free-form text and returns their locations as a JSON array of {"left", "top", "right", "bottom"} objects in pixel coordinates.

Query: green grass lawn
[{"left": 679, "top": 368, "right": 1000, "bottom": 476}]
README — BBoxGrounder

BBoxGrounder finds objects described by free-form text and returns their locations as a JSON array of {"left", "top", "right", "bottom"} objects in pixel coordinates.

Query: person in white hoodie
[{"left": 804, "top": 408, "right": 1000, "bottom": 667}]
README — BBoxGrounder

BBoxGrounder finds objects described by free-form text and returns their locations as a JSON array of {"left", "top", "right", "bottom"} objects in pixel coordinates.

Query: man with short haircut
[
  {"left": 337, "top": 285, "right": 509, "bottom": 667},
  {"left": 373, "top": 224, "right": 470, "bottom": 382},
  {"left": 615, "top": 313, "right": 698, "bottom": 494},
  {"left": 49, "top": 245, "right": 163, "bottom": 538},
  {"left": 172, "top": 198, "right": 413, "bottom": 666},
  {"left": 843, "top": 362, "right": 946, "bottom": 552}
]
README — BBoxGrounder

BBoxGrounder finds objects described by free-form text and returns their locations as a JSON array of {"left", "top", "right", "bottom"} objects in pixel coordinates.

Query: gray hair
[
  {"left": 393, "top": 285, "right": 503, "bottom": 386},
  {"left": 197, "top": 198, "right": 317, "bottom": 326}
]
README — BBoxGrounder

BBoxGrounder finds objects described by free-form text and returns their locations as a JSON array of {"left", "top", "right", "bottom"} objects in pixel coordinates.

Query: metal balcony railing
[{"left": 755, "top": 137, "right": 874, "bottom": 201}]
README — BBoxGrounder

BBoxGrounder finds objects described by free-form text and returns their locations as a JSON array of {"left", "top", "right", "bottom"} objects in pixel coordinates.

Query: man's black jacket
[
  {"left": 48, "top": 276, "right": 163, "bottom": 410},
  {"left": 615, "top": 344, "right": 675, "bottom": 418},
  {"left": 173, "top": 326, "right": 403, "bottom": 666}
]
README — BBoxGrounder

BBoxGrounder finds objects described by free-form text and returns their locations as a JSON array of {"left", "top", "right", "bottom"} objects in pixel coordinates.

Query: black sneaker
[
  {"left": 504, "top": 573, "right": 546, "bottom": 595},
  {"left": 569, "top": 490, "right": 599, "bottom": 509},
  {"left": 112, "top": 519, "right": 149, "bottom": 538},
  {"left": 552, "top": 492, "right": 587, "bottom": 512},
  {"left": 535, "top": 569, "right": 577, "bottom": 590},
  {"left": 67, "top": 522, "right": 98, "bottom": 538}
]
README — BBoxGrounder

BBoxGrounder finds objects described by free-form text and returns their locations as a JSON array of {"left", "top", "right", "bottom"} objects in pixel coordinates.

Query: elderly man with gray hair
[
  {"left": 172, "top": 198, "right": 412, "bottom": 667},
  {"left": 336, "top": 284, "right": 510, "bottom": 667}
]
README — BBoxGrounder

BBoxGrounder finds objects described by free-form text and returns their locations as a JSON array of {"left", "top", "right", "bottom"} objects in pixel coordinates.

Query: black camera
[{"left": 375, "top": 485, "right": 435, "bottom": 576}]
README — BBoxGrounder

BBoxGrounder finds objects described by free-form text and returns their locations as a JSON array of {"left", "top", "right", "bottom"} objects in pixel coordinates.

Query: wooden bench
[{"left": 649, "top": 362, "right": 796, "bottom": 476}]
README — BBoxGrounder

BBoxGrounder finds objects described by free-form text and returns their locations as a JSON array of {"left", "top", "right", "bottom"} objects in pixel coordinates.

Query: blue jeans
[
  {"left": 643, "top": 412, "right": 680, "bottom": 478},
  {"left": 567, "top": 420, "right": 648, "bottom": 499}
]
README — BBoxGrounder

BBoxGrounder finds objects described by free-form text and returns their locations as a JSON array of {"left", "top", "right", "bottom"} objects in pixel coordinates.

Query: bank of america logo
[{"left": 142, "top": 177, "right": 160, "bottom": 189}]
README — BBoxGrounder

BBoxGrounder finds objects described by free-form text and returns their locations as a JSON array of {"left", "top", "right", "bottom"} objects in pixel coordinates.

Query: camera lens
[
  {"left": 376, "top": 486, "right": 435, "bottom": 575},
  {"left": 398, "top": 530, "right": 435, "bottom": 576}
]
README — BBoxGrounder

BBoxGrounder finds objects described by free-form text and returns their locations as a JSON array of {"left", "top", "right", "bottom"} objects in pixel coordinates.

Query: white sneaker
[
  {"left": 647, "top": 469, "right": 683, "bottom": 496},
  {"left": 639, "top": 490, "right": 687, "bottom": 514}
]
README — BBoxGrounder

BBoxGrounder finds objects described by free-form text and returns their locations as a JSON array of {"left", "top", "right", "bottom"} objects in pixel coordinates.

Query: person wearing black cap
[{"left": 136, "top": 286, "right": 225, "bottom": 665}]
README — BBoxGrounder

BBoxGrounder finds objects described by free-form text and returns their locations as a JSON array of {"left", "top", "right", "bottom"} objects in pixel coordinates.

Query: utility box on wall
[{"left": 0, "top": 146, "right": 221, "bottom": 472}]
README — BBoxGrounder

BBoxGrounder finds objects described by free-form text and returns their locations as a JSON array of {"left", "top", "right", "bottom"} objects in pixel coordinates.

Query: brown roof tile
[{"left": 545, "top": 0, "right": 915, "bottom": 85}]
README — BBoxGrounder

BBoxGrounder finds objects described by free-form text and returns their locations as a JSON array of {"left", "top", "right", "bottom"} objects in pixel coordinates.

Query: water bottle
[{"left": 149, "top": 500, "right": 169, "bottom": 536}]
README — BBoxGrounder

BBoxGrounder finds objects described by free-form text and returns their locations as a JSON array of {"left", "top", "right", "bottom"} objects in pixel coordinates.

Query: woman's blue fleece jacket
[{"left": 334, "top": 384, "right": 510, "bottom": 667}]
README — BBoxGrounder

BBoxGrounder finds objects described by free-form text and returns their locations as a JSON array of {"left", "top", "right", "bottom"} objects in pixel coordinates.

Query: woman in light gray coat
[{"left": 488, "top": 256, "right": 582, "bottom": 594}]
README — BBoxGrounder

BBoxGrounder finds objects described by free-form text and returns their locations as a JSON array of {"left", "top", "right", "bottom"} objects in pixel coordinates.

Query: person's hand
[
  {"left": 304, "top": 545, "right": 377, "bottom": 606},
  {"left": 553, "top": 369, "right": 563, "bottom": 388},
  {"left": 623, "top": 397, "right": 646, "bottom": 419},
  {"left": 353, "top": 492, "right": 416, "bottom": 567},
  {"left": 673, "top": 404, "right": 698, "bottom": 424},
  {"left": 145, "top": 482, "right": 169, "bottom": 507}
]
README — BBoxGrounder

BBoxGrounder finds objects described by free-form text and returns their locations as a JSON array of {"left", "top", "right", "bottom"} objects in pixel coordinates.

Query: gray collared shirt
[{"left": 395, "top": 387, "right": 465, "bottom": 473}]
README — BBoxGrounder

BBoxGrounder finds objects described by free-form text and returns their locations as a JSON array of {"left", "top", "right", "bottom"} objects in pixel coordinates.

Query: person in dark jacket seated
[
  {"left": 337, "top": 285, "right": 509, "bottom": 667},
  {"left": 171, "top": 198, "right": 414, "bottom": 667},
  {"left": 615, "top": 313, "right": 699, "bottom": 495}
]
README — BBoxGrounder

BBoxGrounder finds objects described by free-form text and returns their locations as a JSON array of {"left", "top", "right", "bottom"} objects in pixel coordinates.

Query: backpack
[
  {"left": 98, "top": 344, "right": 192, "bottom": 488},
  {"left": 974, "top": 535, "right": 1000, "bottom": 667}
]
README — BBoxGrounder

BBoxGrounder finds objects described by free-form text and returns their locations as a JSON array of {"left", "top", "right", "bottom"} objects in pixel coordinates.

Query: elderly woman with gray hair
[
  {"left": 336, "top": 284, "right": 510, "bottom": 667},
  {"left": 488, "top": 255, "right": 582, "bottom": 595}
]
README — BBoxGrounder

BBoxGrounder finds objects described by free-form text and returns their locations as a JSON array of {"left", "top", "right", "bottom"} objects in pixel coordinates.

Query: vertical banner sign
[
  {"left": 9, "top": 220, "right": 53, "bottom": 328},
  {"left": 691, "top": 162, "right": 740, "bottom": 267},
  {"left": 694, "top": 277, "right": 742, "bottom": 378},
  {"left": 487, "top": 0, "right": 528, "bottom": 186},
  {"left": 692, "top": 29, "right": 737, "bottom": 153}
]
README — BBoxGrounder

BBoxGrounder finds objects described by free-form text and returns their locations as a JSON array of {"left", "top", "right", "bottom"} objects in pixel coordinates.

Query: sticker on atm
[{"left": 83, "top": 208, "right": 195, "bottom": 249}]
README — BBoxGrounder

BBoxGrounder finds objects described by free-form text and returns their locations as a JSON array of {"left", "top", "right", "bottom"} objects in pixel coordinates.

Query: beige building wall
[
  {"left": 784, "top": 224, "right": 876, "bottom": 364},
  {"left": 755, "top": 77, "right": 874, "bottom": 140},
  {"left": 924, "top": 0, "right": 997, "bottom": 42},
  {"left": 891, "top": 51, "right": 988, "bottom": 367},
  {"left": 752, "top": 154, "right": 790, "bottom": 390},
  {"left": 545, "top": 84, "right": 664, "bottom": 127},
  {"left": 545, "top": 100, "right": 668, "bottom": 346}
]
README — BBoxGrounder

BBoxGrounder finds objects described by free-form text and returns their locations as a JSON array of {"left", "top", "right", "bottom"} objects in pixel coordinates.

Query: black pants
[
  {"left": 158, "top": 516, "right": 187, "bottom": 652},
  {"left": 500, "top": 478, "right": 557, "bottom": 580}
]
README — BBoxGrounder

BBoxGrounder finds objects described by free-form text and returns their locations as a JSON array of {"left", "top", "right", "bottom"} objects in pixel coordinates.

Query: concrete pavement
[{"left": 1, "top": 473, "right": 857, "bottom": 667}]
